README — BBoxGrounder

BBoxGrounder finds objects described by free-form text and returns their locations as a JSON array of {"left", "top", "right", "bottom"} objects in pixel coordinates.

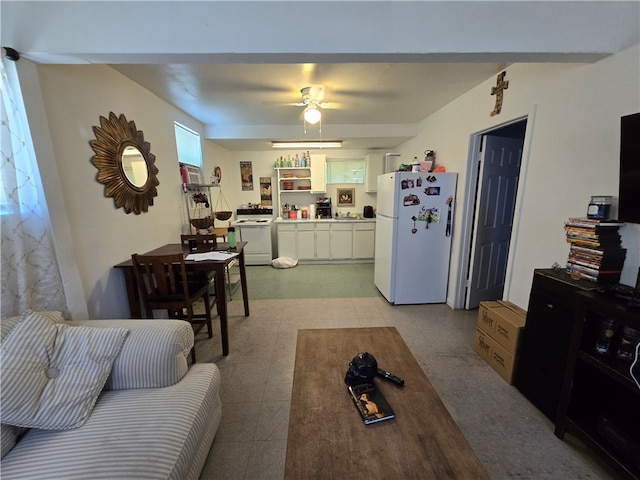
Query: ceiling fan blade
[{"left": 319, "top": 101, "right": 348, "bottom": 110}]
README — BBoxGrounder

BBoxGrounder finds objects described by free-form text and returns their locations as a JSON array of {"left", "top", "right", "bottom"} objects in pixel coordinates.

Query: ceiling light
[
  {"left": 272, "top": 141, "right": 342, "bottom": 149},
  {"left": 303, "top": 106, "right": 321, "bottom": 125}
]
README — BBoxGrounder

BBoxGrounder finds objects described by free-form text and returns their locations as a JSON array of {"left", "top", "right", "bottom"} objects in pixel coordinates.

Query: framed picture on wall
[{"left": 337, "top": 188, "right": 355, "bottom": 207}]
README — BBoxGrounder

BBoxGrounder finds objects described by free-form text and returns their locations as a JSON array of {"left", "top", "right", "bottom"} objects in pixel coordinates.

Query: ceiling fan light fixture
[
  {"left": 303, "top": 106, "right": 321, "bottom": 125},
  {"left": 272, "top": 141, "right": 342, "bottom": 149}
]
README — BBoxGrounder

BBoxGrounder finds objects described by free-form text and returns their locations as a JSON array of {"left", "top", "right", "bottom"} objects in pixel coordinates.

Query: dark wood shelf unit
[
  {"left": 514, "top": 269, "right": 599, "bottom": 421},
  {"left": 555, "top": 291, "right": 640, "bottom": 480}
]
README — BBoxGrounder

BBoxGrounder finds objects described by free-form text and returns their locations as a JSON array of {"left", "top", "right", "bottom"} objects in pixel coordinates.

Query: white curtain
[{"left": 1, "top": 60, "right": 66, "bottom": 317}]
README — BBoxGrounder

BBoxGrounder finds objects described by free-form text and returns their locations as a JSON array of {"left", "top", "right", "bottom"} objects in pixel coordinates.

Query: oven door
[{"left": 235, "top": 224, "right": 273, "bottom": 265}]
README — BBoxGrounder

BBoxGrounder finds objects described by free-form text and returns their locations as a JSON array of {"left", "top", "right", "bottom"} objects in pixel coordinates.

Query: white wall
[
  {"left": 395, "top": 45, "right": 640, "bottom": 308},
  {"left": 16, "top": 45, "right": 640, "bottom": 317},
  {"left": 226, "top": 150, "right": 378, "bottom": 216},
  {"left": 19, "top": 63, "right": 235, "bottom": 319}
]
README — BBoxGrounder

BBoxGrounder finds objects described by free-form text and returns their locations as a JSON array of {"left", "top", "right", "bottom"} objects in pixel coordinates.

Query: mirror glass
[{"left": 121, "top": 145, "right": 149, "bottom": 187}]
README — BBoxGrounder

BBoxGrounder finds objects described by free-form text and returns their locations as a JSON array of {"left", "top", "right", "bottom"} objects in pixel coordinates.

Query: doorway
[{"left": 460, "top": 119, "right": 527, "bottom": 310}]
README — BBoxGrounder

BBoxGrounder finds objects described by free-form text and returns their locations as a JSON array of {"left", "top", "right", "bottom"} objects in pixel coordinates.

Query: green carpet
[{"left": 242, "top": 263, "right": 382, "bottom": 300}]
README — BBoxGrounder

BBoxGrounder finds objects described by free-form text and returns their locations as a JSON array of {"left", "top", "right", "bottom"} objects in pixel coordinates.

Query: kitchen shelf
[
  {"left": 275, "top": 156, "right": 326, "bottom": 218},
  {"left": 183, "top": 183, "right": 218, "bottom": 233}
]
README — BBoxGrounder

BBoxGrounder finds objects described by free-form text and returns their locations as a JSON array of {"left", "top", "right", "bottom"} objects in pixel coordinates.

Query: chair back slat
[
  {"left": 180, "top": 234, "right": 219, "bottom": 248},
  {"left": 131, "top": 253, "right": 192, "bottom": 308}
]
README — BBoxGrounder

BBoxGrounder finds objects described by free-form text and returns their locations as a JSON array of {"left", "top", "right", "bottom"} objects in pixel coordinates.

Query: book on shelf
[
  {"left": 564, "top": 227, "right": 621, "bottom": 240},
  {"left": 567, "top": 256, "right": 626, "bottom": 270},
  {"left": 565, "top": 238, "right": 622, "bottom": 248},
  {"left": 565, "top": 264, "right": 622, "bottom": 283},
  {"left": 569, "top": 245, "right": 627, "bottom": 258},
  {"left": 565, "top": 218, "right": 625, "bottom": 228},
  {"left": 348, "top": 383, "right": 395, "bottom": 425},
  {"left": 566, "top": 262, "right": 622, "bottom": 277}
]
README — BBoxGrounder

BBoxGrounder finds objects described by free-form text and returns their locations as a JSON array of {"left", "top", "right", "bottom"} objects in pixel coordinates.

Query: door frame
[{"left": 452, "top": 106, "right": 537, "bottom": 309}]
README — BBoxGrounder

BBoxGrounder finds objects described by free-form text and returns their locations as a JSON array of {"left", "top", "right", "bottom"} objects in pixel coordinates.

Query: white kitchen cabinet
[
  {"left": 365, "top": 154, "right": 383, "bottom": 193},
  {"left": 277, "top": 223, "right": 297, "bottom": 258},
  {"left": 276, "top": 220, "right": 374, "bottom": 262},
  {"left": 353, "top": 222, "right": 376, "bottom": 259},
  {"left": 315, "top": 223, "right": 331, "bottom": 259},
  {"left": 330, "top": 223, "right": 353, "bottom": 259},
  {"left": 297, "top": 223, "right": 316, "bottom": 259},
  {"left": 310, "top": 154, "right": 326, "bottom": 193}
]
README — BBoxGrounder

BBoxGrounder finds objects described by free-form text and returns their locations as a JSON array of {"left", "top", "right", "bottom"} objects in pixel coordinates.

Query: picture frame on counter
[{"left": 337, "top": 188, "right": 355, "bottom": 207}]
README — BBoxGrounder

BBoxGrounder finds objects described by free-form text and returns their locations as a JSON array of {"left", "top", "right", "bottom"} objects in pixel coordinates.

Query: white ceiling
[
  {"left": 3, "top": 1, "right": 638, "bottom": 152},
  {"left": 111, "top": 62, "right": 508, "bottom": 151}
]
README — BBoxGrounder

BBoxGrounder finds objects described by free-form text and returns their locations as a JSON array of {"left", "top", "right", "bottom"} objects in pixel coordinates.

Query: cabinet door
[
  {"left": 310, "top": 154, "right": 326, "bottom": 193},
  {"left": 365, "top": 154, "right": 382, "bottom": 193},
  {"left": 353, "top": 224, "right": 375, "bottom": 259},
  {"left": 316, "top": 224, "right": 331, "bottom": 259},
  {"left": 277, "top": 225, "right": 297, "bottom": 258},
  {"left": 515, "top": 272, "right": 581, "bottom": 422},
  {"left": 297, "top": 224, "right": 315, "bottom": 259},
  {"left": 331, "top": 224, "right": 353, "bottom": 259}
]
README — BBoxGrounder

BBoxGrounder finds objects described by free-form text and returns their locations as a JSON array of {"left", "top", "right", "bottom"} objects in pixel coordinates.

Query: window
[
  {"left": 326, "top": 158, "right": 365, "bottom": 184},
  {"left": 174, "top": 122, "right": 202, "bottom": 167}
]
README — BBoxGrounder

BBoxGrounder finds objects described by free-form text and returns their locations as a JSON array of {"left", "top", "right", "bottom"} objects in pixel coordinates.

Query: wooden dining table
[{"left": 114, "top": 241, "right": 249, "bottom": 356}]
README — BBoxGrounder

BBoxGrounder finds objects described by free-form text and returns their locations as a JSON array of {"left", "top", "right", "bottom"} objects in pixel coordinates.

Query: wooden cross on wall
[{"left": 490, "top": 71, "right": 509, "bottom": 116}]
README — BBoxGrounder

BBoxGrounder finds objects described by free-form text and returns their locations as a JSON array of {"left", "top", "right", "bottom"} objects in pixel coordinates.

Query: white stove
[{"left": 231, "top": 208, "right": 274, "bottom": 265}]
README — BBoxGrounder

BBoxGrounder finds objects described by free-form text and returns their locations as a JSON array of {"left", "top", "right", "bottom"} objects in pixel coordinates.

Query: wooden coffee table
[{"left": 285, "top": 327, "right": 489, "bottom": 479}]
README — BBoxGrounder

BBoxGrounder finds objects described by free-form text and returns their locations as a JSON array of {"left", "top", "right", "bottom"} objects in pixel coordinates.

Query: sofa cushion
[
  {"left": 1, "top": 311, "right": 65, "bottom": 343},
  {"left": 69, "top": 319, "right": 194, "bottom": 391},
  {"left": 0, "top": 424, "right": 27, "bottom": 460},
  {"left": 0, "top": 311, "right": 129, "bottom": 430},
  {"left": 0, "top": 364, "right": 222, "bottom": 480}
]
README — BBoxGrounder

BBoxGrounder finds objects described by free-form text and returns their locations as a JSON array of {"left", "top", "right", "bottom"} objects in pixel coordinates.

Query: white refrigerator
[{"left": 374, "top": 172, "right": 457, "bottom": 304}]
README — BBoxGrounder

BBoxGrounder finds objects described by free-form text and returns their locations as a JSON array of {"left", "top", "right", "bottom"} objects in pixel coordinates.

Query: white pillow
[
  {"left": 271, "top": 257, "right": 298, "bottom": 269},
  {"left": 0, "top": 311, "right": 129, "bottom": 430},
  {"left": 1, "top": 310, "right": 65, "bottom": 343}
]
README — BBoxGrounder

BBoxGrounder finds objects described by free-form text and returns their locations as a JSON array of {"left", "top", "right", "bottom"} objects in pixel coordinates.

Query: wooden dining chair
[{"left": 131, "top": 253, "right": 213, "bottom": 363}]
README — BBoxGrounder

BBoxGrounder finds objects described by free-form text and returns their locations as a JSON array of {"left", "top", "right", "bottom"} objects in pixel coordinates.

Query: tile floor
[{"left": 196, "top": 265, "right": 617, "bottom": 480}]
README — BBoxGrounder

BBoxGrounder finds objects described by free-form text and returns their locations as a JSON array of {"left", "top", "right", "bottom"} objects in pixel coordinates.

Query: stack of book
[{"left": 565, "top": 217, "right": 626, "bottom": 283}]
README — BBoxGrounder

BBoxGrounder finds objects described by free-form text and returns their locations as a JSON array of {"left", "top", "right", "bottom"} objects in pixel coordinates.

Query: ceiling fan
[{"left": 294, "top": 85, "right": 340, "bottom": 125}]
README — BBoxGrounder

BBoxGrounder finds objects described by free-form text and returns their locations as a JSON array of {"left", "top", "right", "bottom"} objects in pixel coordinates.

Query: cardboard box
[
  {"left": 477, "top": 300, "right": 526, "bottom": 354},
  {"left": 474, "top": 327, "right": 518, "bottom": 384},
  {"left": 473, "top": 327, "right": 493, "bottom": 363}
]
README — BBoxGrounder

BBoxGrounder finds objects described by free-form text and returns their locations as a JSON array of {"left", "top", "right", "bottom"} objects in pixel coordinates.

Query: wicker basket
[
  {"left": 214, "top": 211, "right": 233, "bottom": 221},
  {"left": 190, "top": 217, "right": 214, "bottom": 229}
]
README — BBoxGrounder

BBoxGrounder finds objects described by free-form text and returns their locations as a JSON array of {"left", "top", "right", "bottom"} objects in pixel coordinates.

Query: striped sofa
[{"left": 1, "top": 317, "right": 222, "bottom": 480}]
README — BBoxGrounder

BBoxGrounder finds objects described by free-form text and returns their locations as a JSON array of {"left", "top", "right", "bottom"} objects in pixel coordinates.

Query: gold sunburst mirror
[{"left": 90, "top": 112, "right": 159, "bottom": 214}]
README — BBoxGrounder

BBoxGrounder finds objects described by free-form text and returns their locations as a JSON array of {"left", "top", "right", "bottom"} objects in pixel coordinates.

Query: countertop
[{"left": 274, "top": 217, "right": 375, "bottom": 223}]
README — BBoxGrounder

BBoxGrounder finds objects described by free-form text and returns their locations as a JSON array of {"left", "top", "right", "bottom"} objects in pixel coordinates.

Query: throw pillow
[
  {"left": 0, "top": 311, "right": 129, "bottom": 430},
  {"left": 1, "top": 310, "right": 65, "bottom": 343}
]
